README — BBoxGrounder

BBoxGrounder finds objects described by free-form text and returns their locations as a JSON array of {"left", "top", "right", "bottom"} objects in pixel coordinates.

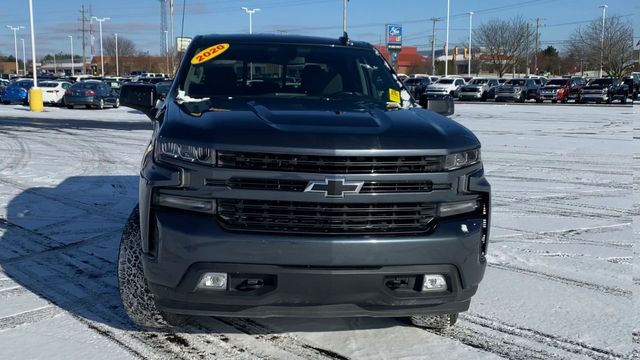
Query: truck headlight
[
  {"left": 155, "top": 138, "right": 216, "bottom": 165},
  {"left": 444, "top": 149, "right": 481, "bottom": 170},
  {"left": 439, "top": 199, "right": 479, "bottom": 217}
]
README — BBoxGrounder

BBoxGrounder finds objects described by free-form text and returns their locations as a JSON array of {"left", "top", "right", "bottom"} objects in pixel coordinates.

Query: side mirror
[
  {"left": 419, "top": 94, "right": 454, "bottom": 116},
  {"left": 119, "top": 83, "right": 158, "bottom": 120}
]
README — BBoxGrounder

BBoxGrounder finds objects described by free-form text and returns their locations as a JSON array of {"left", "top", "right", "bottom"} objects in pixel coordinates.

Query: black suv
[
  {"left": 580, "top": 78, "right": 629, "bottom": 104},
  {"left": 118, "top": 34, "right": 490, "bottom": 330}
]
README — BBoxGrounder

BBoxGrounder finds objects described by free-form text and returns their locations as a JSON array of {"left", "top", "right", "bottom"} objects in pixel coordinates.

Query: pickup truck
[
  {"left": 495, "top": 78, "right": 537, "bottom": 102},
  {"left": 458, "top": 78, "right": 500, "bottom": 101},
  {"left": 117, "top": 34, "right": 490, "bottom": 330},
  {"left": 536, "top": 77, "right": 586, "bottom": 103},
  {"left": 580, "top": 78, "right": 629, "bottom": 104},
  {"left": 425, "top": 77, "right": 466, "bottom": 98}
]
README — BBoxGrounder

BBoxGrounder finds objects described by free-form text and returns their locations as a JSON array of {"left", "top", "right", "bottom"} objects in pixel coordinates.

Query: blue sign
[{"left": 386, "top": 24, "right": 402, "bottom": 46}]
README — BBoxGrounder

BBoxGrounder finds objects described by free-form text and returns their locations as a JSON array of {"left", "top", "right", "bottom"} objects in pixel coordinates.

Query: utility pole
[
  {"left": 534, "top": 17, "right": 541, "bottom": 75},
  {"left": 430, "top": 17, "right": 440, "bottom": 75},
  {"left": 80, "top": 5, "right": 88, "bottom": 74},
  {"left": 468, "top": 12, "right": 473, "bottom": 77},
  {"left": 164, "top": 30, "right": 169, "bottom": 75},
  {"left": 6, "top": 25, "right": 24, "bottom": 76},
  {"left": 599, "top": 4, "right": 608, "bottom": 78}
]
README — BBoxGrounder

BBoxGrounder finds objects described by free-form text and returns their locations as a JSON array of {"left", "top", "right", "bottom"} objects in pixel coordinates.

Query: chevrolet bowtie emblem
[{"left": 304, "top": 178, "right": 364, "bottom": 198}]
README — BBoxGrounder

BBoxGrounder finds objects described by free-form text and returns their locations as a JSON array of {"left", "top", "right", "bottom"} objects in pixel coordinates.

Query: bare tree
[
  {"left": 476, "top": 17, "right": 534, "bottom": 77},
  {"left": 103, "top": 35, "right": 136, "bottom": 57},
  {"left": 567, "top": 15, "right": 633, "bottom": 78}
]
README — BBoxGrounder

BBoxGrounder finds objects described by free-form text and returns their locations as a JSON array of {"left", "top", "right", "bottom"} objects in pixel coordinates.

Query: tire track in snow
[
  {"left": 0, "top": 305, "right": 61, "bottom": 331},
  {"left": 488, "top": 263, "right": 631, "bottom": 298}
]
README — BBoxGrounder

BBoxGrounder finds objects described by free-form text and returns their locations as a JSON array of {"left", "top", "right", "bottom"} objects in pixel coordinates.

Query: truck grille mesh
[
  {"left": 225, "top": 178, "right": 437, "bottom": 193},
  {"left": 218, "top": 151, "right": 444, "bottom": 174},
  {"left": 217, "top": 200, "right": 437, "bottom": 234}
]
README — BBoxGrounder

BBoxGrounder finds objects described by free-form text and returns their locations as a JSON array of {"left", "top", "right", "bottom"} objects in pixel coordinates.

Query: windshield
[
  {"left": 404, "top": 79, "right": 422, "bottom": 85},
  {"left": 506, "top": 79, "right": 526, "bottom": 86},
  {"left": 546, "top": 79, "right": 568, "bottom": 86},
  {"left": 39, "top": 82, "right": 58, "bottom": 88},
  {"left": 436, "top": 79, "right": 454, "bottom": 84},
  {"left": 179, "top": 42, "right": 404, "bottom": 108},
  {"left": 588, "top": 79, "right": 612, "bottom": 85},
  {"left": 469, "top": 79, "right": 488, "bottom": 85}
]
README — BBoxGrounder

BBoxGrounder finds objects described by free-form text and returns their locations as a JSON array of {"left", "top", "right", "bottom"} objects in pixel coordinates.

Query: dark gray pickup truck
[{"left": 117, "top": 34, "right": 491, "bottom": 330}]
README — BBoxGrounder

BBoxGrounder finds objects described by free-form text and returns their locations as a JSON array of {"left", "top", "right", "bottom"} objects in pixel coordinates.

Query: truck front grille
[
  {"left": 226, "top": 178, "right": 440, "bottom": 193},
  {"left": 218, "top": 151, "right": 444, "bottom": 174},
  {"left": 217, "top": 200, "right": 437, "bottom": 234}
]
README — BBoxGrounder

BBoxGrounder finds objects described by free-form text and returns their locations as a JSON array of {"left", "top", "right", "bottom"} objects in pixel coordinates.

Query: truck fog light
[
  {"left": 154, "top": 194, "right": 215, "bottom": 213},
  {"left": 439, "top": 200, "right": 479, "bottom": 217},
  {"left": 197, "top": 272, "right": 227, "bottom": 290},
  {"left": 422, "top": 274, "right": 447, "bottom": 291}
]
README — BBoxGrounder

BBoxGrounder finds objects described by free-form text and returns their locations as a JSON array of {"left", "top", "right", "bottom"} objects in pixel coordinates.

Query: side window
[{"left": 455, "top": 79, "right": 463, "bottom": 86}]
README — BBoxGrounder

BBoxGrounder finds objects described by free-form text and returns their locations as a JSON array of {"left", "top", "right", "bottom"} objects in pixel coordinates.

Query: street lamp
[
  {"left": 68, "top": 35, "right": 74, "bottom": 75},
  {"left": 241, "top": 7, "right": 260, "bottom": 34},
  {"left": 6, "top": 25, "right": 24, "bottom": 76},
  {"left": 164, "top": 30, "right": 170, "bottom": 75},
  {"left": 21, "top": 38, "right": 26, "bottom": 76},
  {"left": 468, "top": 12, "right": 473, "bottom": 77},
  {"left": 115, "top": 33, "right": 119, "bottom": 77},
  {"left": 91, "top": 16, "right": 110, "bottom": 77},
  {"left": 27, "top": 0, "right": 42, "bottom": 112},
  {"left": 599, "top": 4, "right": 607, "bottom": 78},
  {"left": 444, "top": 0, "right": 450, "bottom": 77}
]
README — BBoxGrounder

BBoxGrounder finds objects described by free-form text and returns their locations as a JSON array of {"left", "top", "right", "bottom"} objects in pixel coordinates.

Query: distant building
[{"left": 374, "top": 45, "right": 428, "bottom": 74}]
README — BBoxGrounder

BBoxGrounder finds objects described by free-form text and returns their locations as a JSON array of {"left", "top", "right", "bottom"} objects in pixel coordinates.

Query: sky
[{"left": 0, "top": 0, "right": 638, "bottom": 60}]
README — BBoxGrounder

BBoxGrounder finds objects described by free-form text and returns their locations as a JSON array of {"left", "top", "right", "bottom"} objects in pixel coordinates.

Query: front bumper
[
  {"left": 495, "top": 92, "right": 520, "bottom": 100},
  {"left": 146, "top": 210, "right": 485, "bottom": 317},
  {"left": 139, "top": 158, "right": 490, "bottom": 317},
  {"left": 581, "top": 93, "right": 607, "bottom": 102},
  {"left": 458, "top": 92, "right": 482, "bottom": 100}
]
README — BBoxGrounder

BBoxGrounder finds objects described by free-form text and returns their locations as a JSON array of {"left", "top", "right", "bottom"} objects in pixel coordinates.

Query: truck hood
[{"left": 159, "top": 99, "right": 479, "bottom": 153}]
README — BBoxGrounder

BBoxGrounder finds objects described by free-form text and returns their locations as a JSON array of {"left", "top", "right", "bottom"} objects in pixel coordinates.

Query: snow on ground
[{"left": 0, "top": 102, "right": 636, "bottom": 359}]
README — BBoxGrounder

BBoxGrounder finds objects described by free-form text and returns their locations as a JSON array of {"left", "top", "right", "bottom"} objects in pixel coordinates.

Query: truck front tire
[
  {"left": 410, "top": 313, "right": 459, "bottom": 329},
  {"left": 118, "top": 206, "right": 185, "bottom": 329}
]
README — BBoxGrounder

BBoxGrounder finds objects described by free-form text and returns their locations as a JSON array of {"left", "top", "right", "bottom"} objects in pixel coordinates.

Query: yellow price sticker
[
  {"left": 191, "top": 43, "right": 230, "bottom": 65},
  {"left": 388, "top": 88, "right": 401, "bottom": 103}
]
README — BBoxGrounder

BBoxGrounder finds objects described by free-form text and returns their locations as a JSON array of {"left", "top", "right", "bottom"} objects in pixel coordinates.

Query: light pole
[
  {"left": 164, "top": 30, "right": 169, "bottom": 75},
  {"left": 115, "top": 33, "right": 119, "bottom": 77},
  {"left": 468, "top": 12, "right": 473, "bottom": 77},
  {"left": 430, "top": 18, "right": 440, "bottom": 75},
  {"left": 241, "top": 7, "right": 260, "bottom": 34},
  {"left": 444, "top": 0, "right": 450, "bottom": 77},
  {"left": 91, "top": 16, "right": 110, "bottom": 77},
  {"left": 69, "top": 35, "right": 75, "bottom": 75},
  {"left": 21, "top": 38, "right": 26, "bottom": 76},
  {"left": 342, "top": 0, "right": 348, "bottom": 36},
  {"left": 6, "top": 25, "right": 24, "bottom": 76},
  {"left": 599, "top": 4, "right": 607, "bottom": 78},
  {"left": 27, "top": 0, "right": 42, "bottom": 112},
  {"left": 242, "top": 7, "right": 260, "bottom": 81}
]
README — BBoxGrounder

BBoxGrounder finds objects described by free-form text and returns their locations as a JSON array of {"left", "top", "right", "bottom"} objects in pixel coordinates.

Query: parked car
[
  {"left": 622, "top": 75, "right": 638, "bottom": 100},
  {"left": 458, "top": 78, "right": 500, "bottom": 101},
  {"left": 116, "top": 34, "right": 489, "bottom": 330},
  {"left": 536, "top": 77, "right": 586, "bottom": 103},
  {"left": 1, "top": 79, "right": 33, "bottom": 105},
  {"left": 579, "top": 78, "right": 629, "bottom": 104},
  {"left": 40, "top": 80, "right": 73, "bottom": 106},
  {"left": 494, "top": 78, "right": 537, "bottom": 102},
  {"left": 426, "top": 77, "right": 466, "bottom": 98},
  {"left": 0, "top": 79, "right": 9, "bottom": 102},
  {"left": 64, "top": 81, "right": 120, "bottom": 109},
  {"left": 403, "top": 77, "right": 432, "bottom": 99}
]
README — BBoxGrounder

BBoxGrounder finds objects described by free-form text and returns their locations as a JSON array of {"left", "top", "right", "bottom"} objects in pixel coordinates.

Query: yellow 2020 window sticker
[
  {"left": 191, "top": 43, "right": 230, "bottom": 65},
  {"left": 388, "top": 88, "right": 401, "bottom": 103}
]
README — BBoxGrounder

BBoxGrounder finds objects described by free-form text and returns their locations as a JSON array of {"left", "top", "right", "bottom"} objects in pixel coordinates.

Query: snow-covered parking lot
[{"left": 0, "top": 102, "right": 637, "bottom": 359}]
